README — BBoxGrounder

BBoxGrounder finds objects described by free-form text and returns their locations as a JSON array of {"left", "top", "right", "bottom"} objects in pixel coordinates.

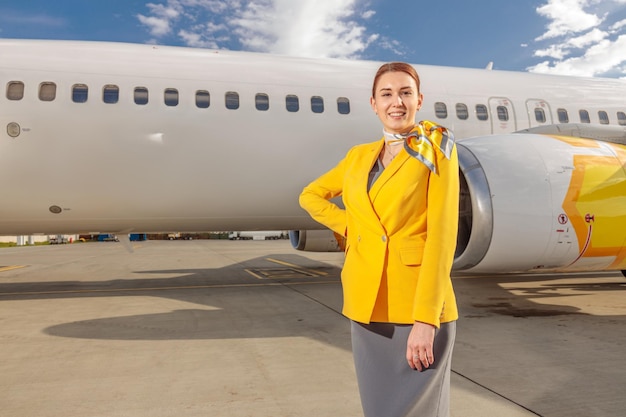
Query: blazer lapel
[
  {"left": 353, "top": 140, "right": 385, "bottom": 221},
  {"left": 368, "top": 149, "right": 410, "bottom": 203}
]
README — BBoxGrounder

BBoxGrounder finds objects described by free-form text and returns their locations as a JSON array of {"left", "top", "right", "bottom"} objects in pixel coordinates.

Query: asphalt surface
[{"left": 0, "top": 240, "right": 624, "bottom": 417}]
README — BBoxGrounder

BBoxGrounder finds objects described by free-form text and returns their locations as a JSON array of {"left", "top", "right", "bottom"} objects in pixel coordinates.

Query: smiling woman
[
  {"left": 299, "top": 62, "right": 459, "bottom": 417},
  {"left": 370, "top": 63, "right": 422, "bottom": 134}
]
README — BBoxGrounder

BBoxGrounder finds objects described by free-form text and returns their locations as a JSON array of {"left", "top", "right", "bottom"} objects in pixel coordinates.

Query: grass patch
[{"left": 0, "top": 241, "right": 52, "bottom": 248}]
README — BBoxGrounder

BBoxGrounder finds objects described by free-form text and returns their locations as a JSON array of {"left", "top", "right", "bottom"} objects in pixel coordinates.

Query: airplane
[{"left": 0, "top": 38, "right": 624, "bottom": 275}]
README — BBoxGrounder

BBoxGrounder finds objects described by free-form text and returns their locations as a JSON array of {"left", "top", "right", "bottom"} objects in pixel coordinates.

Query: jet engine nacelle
[
  {"left": 292, "top": 134, "right": 626, "bottom": 274},
  {"left": 456, "top": 133, "right": 625, "bottom": 273},
  {"left": 289, "top": 229, "right": 344, "bottom": 252}
]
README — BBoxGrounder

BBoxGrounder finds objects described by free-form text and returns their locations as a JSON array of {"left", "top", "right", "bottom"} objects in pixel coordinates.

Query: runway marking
[
  {"left": 0, "top": 280, "right": 340, "bottom": 297},
  {"left": 245, "top": 256, "right": 331, "bottom": 280},
  {"left": 0, "top": 265, "right": 26, "bottom": 273},
  {"left": 245, "top": 267, "right": 320, "bottom": 280},
  {"left": 242, "top": 258, "right": 330, "bottom": 280},
  {"left": 265, "top": 258, "right": 328, "bottom": 276}
]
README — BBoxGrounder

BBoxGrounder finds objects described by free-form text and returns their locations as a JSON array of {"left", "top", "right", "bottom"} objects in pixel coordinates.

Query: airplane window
[
  {"left": 618, "top": 112, "right": 626, "bottom": 126},
  {"left": 598, "top": 110, "right": 609, "bottom": 124},
  {"left": 255, "top": 93, "right": 270, "bottom": 111},
  {"left": 534, "top": 108, "right": 546, "bottom": 123},
  {"left": 39, "top": 82, "right": 57, "bottom": 102},
  {"left": 225, "top": 92, "right": 239, "bottom": 110},
  {"left": 103, "top": 85, "right": 119, "bottom": 104},
  {"left": 286, "top": 95, "right": 299, "bottom": 112},
  {"left": 497, "top": 105, "right": 509, "bottom": 121},
  {"left": 434, "top": 102, "right": 448, "bottom": 119},
  {"left": 337, "top": 97, "right": 350, "bottom": 115},
  {"left": 164, "top": 88, "right": 179, "bottom": 107},
  {"left": 579, "top": 109, "right": 590, "bottom": 123},
  {"left": 6, "top": 81, "right": 24, "bottom": 100},
  {"left": 311, "top": 96, "right": 324, "bottom": 113},
  {"left": 72, "top": 84, "right": 88, "bottom": 103},
  {"left": 196, "top": 90, "right": 210, "bottom": 108},
  {"left": 134, "top": 87, "right": 149, "bottom": 105},
  {"left": 456, "top": 103, "right": 468, "bottom": 120},
  {"left": 475, "top": 104, "right": 488, "bottom": 121},
  {"left": 557, "top": 108, "right": 569, "bottom": 123}
]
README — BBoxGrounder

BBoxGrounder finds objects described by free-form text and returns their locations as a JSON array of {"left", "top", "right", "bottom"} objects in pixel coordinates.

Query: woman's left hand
[{"left": 406, "top": 321, "right": 436, "bottom": 371}]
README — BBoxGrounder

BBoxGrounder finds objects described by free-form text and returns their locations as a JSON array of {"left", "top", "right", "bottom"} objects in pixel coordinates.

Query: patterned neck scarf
[
  {"left": 382, "top": 130, "right": 407, "bottom": 145},
  {"left": 402, "top": 120, "right": 455, "bottom": 175}
]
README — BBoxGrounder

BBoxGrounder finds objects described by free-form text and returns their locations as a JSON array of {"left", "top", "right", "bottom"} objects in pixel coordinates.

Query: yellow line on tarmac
[
  {"left": 0, "top": 265, "right": 26, "bottom": 273},
  {"left": 265, "top": 258, "right": 328, "bottom": 276},
  {"left": 244, "top": 269, "right": 266, "bottom": 280}
]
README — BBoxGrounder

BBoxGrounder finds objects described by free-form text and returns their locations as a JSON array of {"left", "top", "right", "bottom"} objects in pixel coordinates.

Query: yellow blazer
[{"left": 299, "top": 128, "right": 459, "bottom": 327}]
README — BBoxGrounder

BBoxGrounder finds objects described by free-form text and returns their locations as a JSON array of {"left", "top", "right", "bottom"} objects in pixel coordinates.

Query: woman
[{"left": 299, "top": 62, "right": 459, "bottom": 417}]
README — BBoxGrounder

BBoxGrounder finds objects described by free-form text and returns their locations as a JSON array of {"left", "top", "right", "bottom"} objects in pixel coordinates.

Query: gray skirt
[{"left": 351, "top": 320, "right": 456, "bottom": 417}]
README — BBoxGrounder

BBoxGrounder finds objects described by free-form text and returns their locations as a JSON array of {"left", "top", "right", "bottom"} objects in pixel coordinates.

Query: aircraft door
[
  {"left": 488, "top": 97, "right": 516, "bottom": 134},
  {"left": 525, "top": 99, "right": 553, "bottom": 129}
]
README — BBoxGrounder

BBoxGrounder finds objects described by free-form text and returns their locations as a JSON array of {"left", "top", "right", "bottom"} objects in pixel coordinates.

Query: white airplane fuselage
[{"left": 1, "top": 39, "right": 625, "bottom": 273}]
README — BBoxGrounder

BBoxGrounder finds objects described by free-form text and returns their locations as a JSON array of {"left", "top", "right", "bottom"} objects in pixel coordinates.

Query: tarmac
[{"left": 0, "top": 239, "right": 624, "bottom": 417}]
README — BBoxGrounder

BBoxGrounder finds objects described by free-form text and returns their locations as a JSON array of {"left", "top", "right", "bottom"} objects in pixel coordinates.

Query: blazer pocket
[{"left": 399, "top": 245, "right": 425, "bottom": 266}]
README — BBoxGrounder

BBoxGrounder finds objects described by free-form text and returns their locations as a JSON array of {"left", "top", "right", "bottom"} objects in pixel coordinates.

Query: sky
[{"left": 1, "top": 0, "right": 625, "bottom": 78}]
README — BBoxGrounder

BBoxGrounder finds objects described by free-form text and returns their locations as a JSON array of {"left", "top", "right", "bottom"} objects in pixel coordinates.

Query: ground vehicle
[
  {"left": 49, "top": 235, "right": 68, "bottom": 244},
  {"left": 167, "top": 233, "right": 193, "bottom": 240},
  {"left": 228, "top": 231, "right": 286, "bottom": 240}
]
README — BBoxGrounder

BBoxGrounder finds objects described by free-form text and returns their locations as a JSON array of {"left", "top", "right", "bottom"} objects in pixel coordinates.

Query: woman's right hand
[{"left": 406, "top": 321, "right": 435, "bottom": 371}]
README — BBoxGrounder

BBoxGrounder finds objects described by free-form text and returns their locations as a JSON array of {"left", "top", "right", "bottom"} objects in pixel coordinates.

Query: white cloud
[
  {"left": 534, "top": 28, "right": 608, "bottom": 58},
  {"left": 137, "top": 0, "right": 378, "bottom": 59},
  {"left": 529, "top": 34, "right": 626, "bottom": 76},
  {"left": 231, "top": 0, "right": 376, "bottom": 58},
  {"left": 528, "top": 0, "right": 626, "bottom": 77},
  {"left": 137, "top": 14, "right": 173, "bottom": 37},
  {"left": 610, "top": 18, "right": 626, "bottom": 31},
  {"left": 178, "top": 29, "right": 218, "bottom": 48},
  {"left": 378, "top": 37, "right": 407, "bottom": 57},
  {"left": 535, "top": 0, "right": 603, "bottom": 41},
  {"left": 533, "top": 44, "right": 569, "bottom": 59},
  {"left": 566, "top": 27, "right": 608, "bottom": 48},
  {"left": 362, "top": 10, "right": 376, "bottom": 19},
  {"left": 204, "top": 21, "right": 227, "bottom": 34},
  {"left": 137, "top": 1, "right": 183, "bottom": 37},
  {"left": 536, "top": 35, "right": 626, "bottom": 76}
]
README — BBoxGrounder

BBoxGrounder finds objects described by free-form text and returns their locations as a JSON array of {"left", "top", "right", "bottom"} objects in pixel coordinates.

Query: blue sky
[{"left": 1, "top": 0, "right": 625, "bottom": 78}]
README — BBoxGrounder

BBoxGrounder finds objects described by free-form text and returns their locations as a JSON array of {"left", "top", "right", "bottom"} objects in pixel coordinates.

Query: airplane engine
[
  {"left": 292, "top": 133, "right": 626, "bottom": 274},
  {"left": 289, "top": 230, "right": 345, "bottom": 252},
  {"left": 456, "top": 133, "right": 625, "bottom": 273}
]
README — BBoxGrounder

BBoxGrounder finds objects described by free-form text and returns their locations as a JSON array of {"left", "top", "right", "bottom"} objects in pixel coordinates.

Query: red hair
[{"left": 372, "top": 62, "right": 421, "bottom": 98}]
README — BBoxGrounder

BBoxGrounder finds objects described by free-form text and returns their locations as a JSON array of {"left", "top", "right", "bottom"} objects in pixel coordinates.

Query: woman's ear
[{"left": 370, "top": 96, "right": 377, "bottom": 113}]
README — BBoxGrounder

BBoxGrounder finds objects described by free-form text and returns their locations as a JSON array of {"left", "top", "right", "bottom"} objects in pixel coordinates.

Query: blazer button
[
  {"left": 381, "top": 235, "right": 387, "bottom": 242},
  {"left": 357, "top": 235, "right": 361, "bottom": 241}
]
